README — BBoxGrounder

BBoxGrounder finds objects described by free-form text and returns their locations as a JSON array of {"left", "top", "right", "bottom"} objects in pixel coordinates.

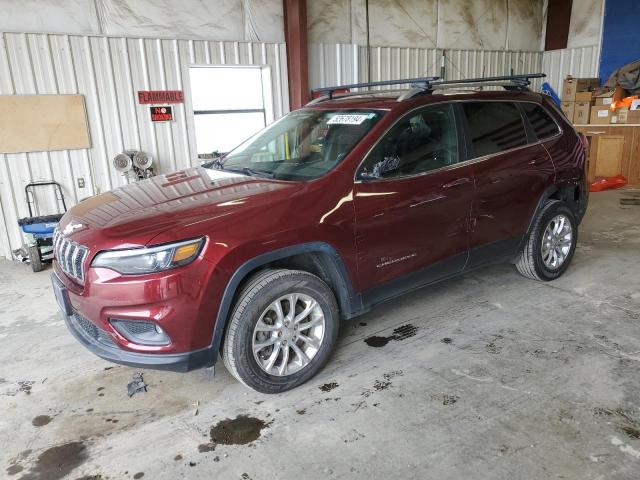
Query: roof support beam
[{"left": 283, "top": 0, "right": 309, "bottom": 111}]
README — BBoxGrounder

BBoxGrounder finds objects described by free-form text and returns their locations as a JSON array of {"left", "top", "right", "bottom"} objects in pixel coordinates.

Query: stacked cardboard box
[
  {"left": 561, "top": 76, "right": 600, "bottom": 124},
  {"left": 590, "top": 86, "right": 626, "bottom": 124}
]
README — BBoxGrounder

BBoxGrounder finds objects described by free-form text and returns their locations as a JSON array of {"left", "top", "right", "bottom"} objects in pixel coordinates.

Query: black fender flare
[
  {"left": 525, "top": 186, "right": 560, "bottom": 236},
  {"left": 209, "top": 242, "right": 362, "bottom": 356}
]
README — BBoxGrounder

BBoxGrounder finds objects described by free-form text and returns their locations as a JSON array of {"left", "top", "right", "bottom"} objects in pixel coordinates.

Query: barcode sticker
[
  {"left": 327, "top": 114, "right": 370, "bottom": 125},
  {"left": 598, "top": 110, "right": 609, "bottom": 117},
  {"left": 602, "top": 98, "right": 613, "bottom": 105}
]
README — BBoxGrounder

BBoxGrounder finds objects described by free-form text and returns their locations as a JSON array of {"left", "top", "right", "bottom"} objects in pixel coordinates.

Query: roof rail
[{"left": 308, "top": 73, "right": 546, "bottom": 105}]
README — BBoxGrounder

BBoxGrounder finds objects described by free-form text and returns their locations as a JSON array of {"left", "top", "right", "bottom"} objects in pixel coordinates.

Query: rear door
[
  {"left": 460, "top": 101, "right": 556, "bottom": 269},
  {"left": 353, "top": 103, "right": 473, "bottom": 295}
]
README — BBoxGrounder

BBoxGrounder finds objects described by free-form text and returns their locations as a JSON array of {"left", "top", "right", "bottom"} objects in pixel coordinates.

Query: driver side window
[{"left": 357, "top": 103, "right": 458, "bottom": 180}]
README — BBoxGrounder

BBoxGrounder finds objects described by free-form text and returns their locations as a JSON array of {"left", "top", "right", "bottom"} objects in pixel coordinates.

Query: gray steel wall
[{"left": 0, "top": 32, "right": 288, "bottom": 259}]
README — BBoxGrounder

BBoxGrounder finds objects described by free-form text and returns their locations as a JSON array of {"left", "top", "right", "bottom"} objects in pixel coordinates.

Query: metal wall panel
[
  {"left": 0, "top": 32, "right": 288, "bottom": 259},
  {"left": 542, "top": 46, "right": 601, "bottom": 98},
  {"left": 309, "top": 44, "right": 543, "bottom": 91}
]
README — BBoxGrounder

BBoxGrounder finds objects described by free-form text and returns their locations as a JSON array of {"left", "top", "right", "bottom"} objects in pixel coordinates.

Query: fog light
[{"left": 110, "top": 319, "right": 171, "bottom": 346}]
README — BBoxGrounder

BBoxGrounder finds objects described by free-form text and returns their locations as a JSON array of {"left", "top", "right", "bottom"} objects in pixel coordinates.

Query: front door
[{"left": 353, "top": 103, "right": 473, "bottom": 299}]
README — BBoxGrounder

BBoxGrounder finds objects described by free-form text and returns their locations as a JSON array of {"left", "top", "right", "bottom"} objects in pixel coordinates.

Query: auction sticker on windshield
[{"left": 327, "top": 114, "right": 371, "bottom": 125}]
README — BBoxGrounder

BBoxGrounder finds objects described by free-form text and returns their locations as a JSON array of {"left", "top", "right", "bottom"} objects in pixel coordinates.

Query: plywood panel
[
  {"left": 595, "top": 135, "right": 624, "bottom": 177},
  {"left": 575, "top": 124, "right": 640, "bottom": 186},
  {"left": 0, "top": 95, "right": 90, "bottom": 154}
]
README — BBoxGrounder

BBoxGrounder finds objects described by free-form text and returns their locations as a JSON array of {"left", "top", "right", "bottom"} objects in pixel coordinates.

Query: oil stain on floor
[
  {"left": 18, "top": 441, "right": 87, "bottom": 480},
  {"left": 319, "top": 382, "right": 339, "bottom": 392},
  {"left": 31, "top": 415, "right": 52, "bottom": 427},
  {"left": 199, "top": 415, "right": 270, "bottom": 452},
  {"left": 364, "top": 324, "right": 418, "bottom": 347}
]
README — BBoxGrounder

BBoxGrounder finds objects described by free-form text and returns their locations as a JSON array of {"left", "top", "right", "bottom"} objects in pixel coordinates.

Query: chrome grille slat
[{"left": 53, "top": 228, "right": 88, "bottom": 284}]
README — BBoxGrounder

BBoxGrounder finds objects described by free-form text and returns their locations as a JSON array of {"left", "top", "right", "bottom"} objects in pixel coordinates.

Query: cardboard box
[
  {"left": 562, "top": 76, "right": 600, "bottom": 101},
  {"left": 575, "top": 91, "right": 594, "bottom": 102},
  {"left": 590, "top": 105, "right": 612, "bottom": 124},
  {"left": 574, "top": 101, "right": 591, "bottom": 124},
  {"left": 561, "top": 101, "right": 575, "bottom": 122},
  {"left": 595, "top": 86, "right": 625, "bottom": 106},
  {"left": 614, "top": 107, "right": 640, "bottom": 124}
]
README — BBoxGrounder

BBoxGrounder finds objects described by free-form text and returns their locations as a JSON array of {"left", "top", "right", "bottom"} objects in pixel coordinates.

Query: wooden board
[
  {"left": 0, "top": 95, "right": 90, "bottom": 153},
  {"left": 595, "top": 136, "right": 624, "bottom": 177},
  {"left": 575, "top": 125, "right": 640, "bottom": 186}
]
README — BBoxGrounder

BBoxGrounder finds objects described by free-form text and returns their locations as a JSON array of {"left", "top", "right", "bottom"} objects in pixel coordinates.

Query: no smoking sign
[{"left": 150, "top": 106, "right": 174, "bottom": 122}]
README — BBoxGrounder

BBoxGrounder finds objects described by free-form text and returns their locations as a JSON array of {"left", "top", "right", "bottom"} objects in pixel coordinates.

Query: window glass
[
  {"left": 190, "top": 66, "right": 264, "bottom": 110},
  {"left": 357, "top": 104, "right": 458, "bottom": 180},
  {"left": 217, "top": 109, "right": 383, "bottom": 181},
  {"left": 189, "top": 66, "right": 267, "bottom": 155},
  {"left": 521, "top": 103, "right": 560, "bottom": 140},
  {"left": 462, "top": 102, "right": 528, "bottom": 157}
]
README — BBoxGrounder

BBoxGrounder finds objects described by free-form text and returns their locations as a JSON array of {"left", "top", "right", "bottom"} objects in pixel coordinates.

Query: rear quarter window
[
  {"left": 461, "top": 102, "right": 528, "bottom": 157},
  {"left": 520, "top": 103, "right": 561, "bottom": 140}
]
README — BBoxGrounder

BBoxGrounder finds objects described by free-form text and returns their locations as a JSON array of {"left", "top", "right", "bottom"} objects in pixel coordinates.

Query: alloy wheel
[
  {"left": 541, "top": 214, "right": 573, "bottom": 270},
  {"left": 252, "top": 293, "right": 325, "bottom": 376}
]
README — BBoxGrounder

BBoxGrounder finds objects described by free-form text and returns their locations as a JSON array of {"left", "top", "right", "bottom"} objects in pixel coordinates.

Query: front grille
[
  {"left": 73, "top": 311, "right": 115, "bottom": 347},
  {"left": 53, "top": 229, "right": 88, "bottom": 283}
]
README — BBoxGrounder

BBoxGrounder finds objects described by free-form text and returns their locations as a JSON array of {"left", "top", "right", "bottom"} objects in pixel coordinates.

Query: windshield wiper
[{"left": 225, "top": 167, "right": 275, "bottom": 179}]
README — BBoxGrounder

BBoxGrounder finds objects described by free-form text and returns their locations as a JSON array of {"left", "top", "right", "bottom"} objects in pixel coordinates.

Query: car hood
[{"left": 59, "top": 167, "right": 302, "bottom": 249}]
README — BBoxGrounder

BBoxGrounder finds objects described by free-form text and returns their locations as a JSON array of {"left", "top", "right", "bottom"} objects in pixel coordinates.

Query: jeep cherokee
[{"left": 52, "top": 75, "right": 588, "bottom": 393}]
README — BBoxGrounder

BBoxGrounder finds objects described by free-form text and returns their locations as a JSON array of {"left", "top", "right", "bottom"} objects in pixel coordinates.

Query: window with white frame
[{"left": 189, "top": 66, "right": 268, "bottom": 156}]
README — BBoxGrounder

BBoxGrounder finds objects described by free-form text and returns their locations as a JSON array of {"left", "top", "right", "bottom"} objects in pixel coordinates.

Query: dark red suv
[{"left": 52, "top": 75, "right": 588, "bottom": 393}]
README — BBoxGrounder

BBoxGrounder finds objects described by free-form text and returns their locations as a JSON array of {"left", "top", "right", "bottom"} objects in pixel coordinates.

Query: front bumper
[
  {"left": 52, "top": 269, "right": 218, "bottom": 372},
  {"left": 62, "top": 307, "right": 216, "bottom": 372}
]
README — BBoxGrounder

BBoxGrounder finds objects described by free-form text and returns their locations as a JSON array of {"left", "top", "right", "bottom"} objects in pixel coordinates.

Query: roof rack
[
  {"left": 308, "top": 73, "right": 546, "bottom": 104},
  {"left": 309, "top": 76, "right": 440, "bottom": 104}
]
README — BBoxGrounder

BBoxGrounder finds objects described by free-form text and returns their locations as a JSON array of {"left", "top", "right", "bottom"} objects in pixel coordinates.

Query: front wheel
[
  {"left": 516, "top": 200, "right": 577, "bottom": 281},
  {"left": 222, "top": 269, "right": 339, "bottom": 393}
]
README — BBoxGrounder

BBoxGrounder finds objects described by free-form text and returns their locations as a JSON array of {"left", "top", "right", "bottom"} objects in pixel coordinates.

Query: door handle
[{"left": 442, "top": 177, "right": 471, "bottom": 189}]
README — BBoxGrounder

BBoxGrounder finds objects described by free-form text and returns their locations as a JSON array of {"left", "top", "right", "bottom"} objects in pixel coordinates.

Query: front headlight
[{"left": 92, "top": 237, "right": 204, "bottom": 275}]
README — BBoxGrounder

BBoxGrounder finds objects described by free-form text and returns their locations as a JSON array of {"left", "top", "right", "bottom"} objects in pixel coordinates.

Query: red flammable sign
[
  {"left": 138, "top": 90, "right": 184, "bottom": 104},
  {"left": 150, "top": 106, "right": 173, "bottom": 122}
]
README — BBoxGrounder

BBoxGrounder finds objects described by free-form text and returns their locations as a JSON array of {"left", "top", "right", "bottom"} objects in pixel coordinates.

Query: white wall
[
  {"left": 541, "top": 0, "right": 604, "bottom": 96},
  {"left": 0, "top": 32, "right": 288, "bottom": 259},
  {"left": 309, "top": 44, "right": 543, "bottom": 90},
  {"left": 0, "top": 0, "right": 284, "bottom": 42},
  {"left": 567, "top": 0, "right": 604, "bottom": 49},
  {"left": 308, "top": 0, "right": 545, "bottom": 51}
]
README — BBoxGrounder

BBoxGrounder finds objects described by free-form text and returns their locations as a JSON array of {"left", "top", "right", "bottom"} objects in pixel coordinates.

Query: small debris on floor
[
  {"left": 127, "top": 373, "right": 147, "bottom": 397},
  {"left": 193, "top": 401, "right": 200, "bottom": 416}
]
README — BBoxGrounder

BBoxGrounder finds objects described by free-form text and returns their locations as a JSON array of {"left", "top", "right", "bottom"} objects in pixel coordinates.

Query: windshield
[{"left": 210, "top": 109, "right": 383, "bottom": 180}]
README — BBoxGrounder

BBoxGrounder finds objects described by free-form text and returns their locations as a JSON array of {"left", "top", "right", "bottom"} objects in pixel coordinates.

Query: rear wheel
[
  {"left": 222, "top": 269, "right": 339, "bottom": 393},
  {"left": 28, "top": 245, "right": 44, "bottom": 272},
  {"left": 516, "top": 200, "right": 577, "bottom": 281}
]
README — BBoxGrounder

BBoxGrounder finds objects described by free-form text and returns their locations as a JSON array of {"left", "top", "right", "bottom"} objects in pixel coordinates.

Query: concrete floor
[{"left": 1, "top": 189, "right": 640, "bottom": 480}]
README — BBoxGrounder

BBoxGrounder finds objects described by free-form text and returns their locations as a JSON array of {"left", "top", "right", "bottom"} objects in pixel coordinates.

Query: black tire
[
  {"left": 29, "top": 245, "right": 44, "bottom": 272},
  {"left": 516, "top": 200, "right": 577, "bottom": 281},
  {"left": 222, "top": 269, "right": 339, "bottom": 393}
]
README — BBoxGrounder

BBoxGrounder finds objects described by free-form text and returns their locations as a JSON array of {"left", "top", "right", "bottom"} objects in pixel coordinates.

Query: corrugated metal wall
[
  {"left": 542, "top": 46, "right": 601, "bottom": 98},
  {"left": 0, "top": 32, "right": 288, "bottom": 259},
  {"left": 309, "top": 44, "right": 544, "bottom": 91}
]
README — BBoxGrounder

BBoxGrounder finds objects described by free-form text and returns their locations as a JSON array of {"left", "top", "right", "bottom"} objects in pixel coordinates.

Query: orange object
[
  {"left": 589, "top": 175, "right": 627, "bottom": 192},
  {"left": 610, "top": 95, "right": 639, "bottom": 110}
]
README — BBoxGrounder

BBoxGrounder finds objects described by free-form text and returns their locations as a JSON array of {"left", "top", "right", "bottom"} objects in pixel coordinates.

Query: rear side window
[
  {"left": 462, "top": 102, "right": 528, "bottom": 157},
  {"left": 520, "top": 103, "right": 560, "bottom": 140}
]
